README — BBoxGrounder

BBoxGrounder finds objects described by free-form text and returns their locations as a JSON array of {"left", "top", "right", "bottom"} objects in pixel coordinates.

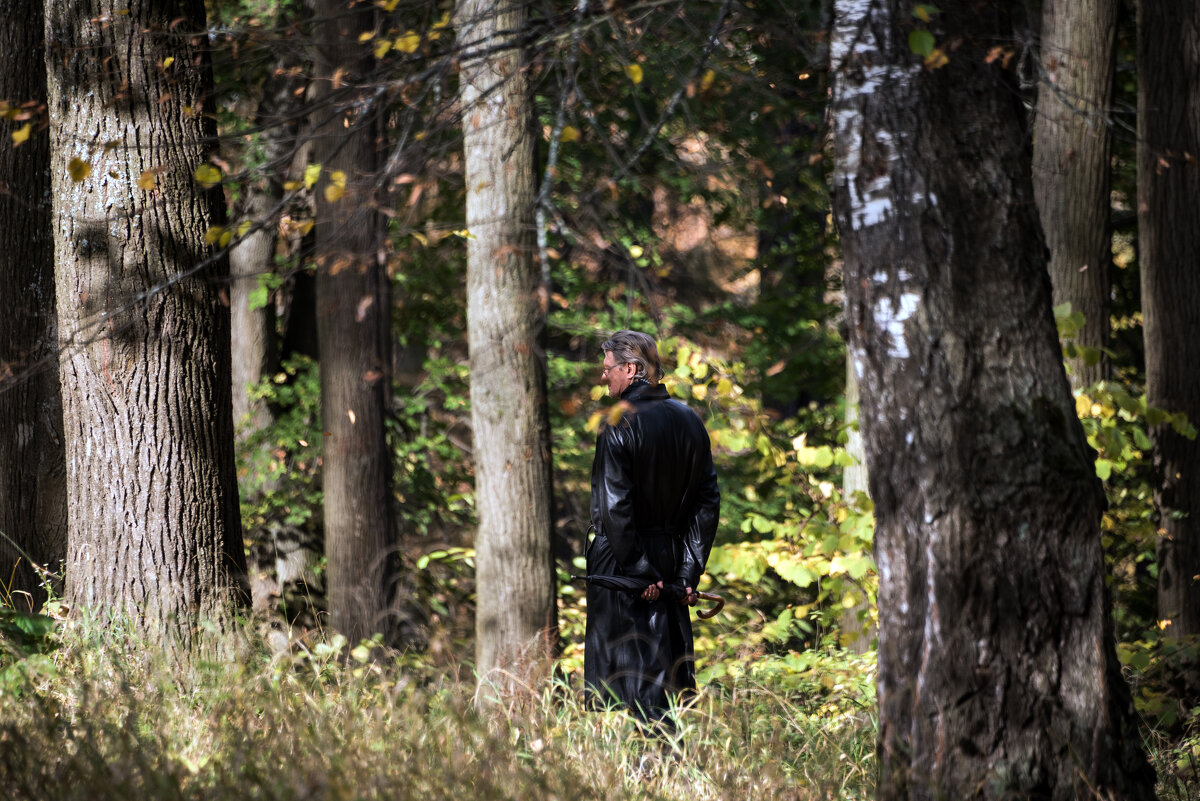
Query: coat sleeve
[
  {"left": 676, "top": 443, "right": 720, "bottom": 590},
  {"left": 595, "top": 423, "right": 661, "bottom": 583}
]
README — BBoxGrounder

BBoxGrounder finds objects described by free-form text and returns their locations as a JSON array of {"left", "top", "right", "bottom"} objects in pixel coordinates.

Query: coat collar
[{"left": 620, "top": 380, "right": 669, "bottom": 402}]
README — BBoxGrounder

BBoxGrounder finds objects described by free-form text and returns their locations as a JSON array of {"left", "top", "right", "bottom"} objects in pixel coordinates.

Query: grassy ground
[
  {"left": 2, "top": 614, "right": 1197, "bottom": 800},
  {"left": 0, "top": 620, "right": 875, "bottom": 801}
]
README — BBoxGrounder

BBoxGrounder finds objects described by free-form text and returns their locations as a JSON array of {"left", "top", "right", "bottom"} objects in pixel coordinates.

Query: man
[{"left": 584, "top": 330, "right": 721, "bottom": 719}]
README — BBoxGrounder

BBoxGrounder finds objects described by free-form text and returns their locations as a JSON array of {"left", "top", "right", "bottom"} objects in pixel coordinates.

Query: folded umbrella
[{"left": 570, "top": 574, "right": 725, "bottom": 620}]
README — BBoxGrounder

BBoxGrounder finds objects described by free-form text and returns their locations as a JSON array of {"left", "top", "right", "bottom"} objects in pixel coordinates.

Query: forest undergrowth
[
  {"left": 0, "top": 610, "right": 1197, "bottom": 799},
  {"left": 0, "top": 615, "right": 876, "bottom": 800}
]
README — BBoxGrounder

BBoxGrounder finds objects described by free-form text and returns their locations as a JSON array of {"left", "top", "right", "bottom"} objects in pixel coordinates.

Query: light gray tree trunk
[
  {"left": 45, "top": 0, "right": 247, "bottom": 641},
  {"left": 831, "top": 1, "right": 1152, "bottom": 798},
  {"left": 0, "top": 0, "right": 66, "bottom": 610},
  {"left": 1032, "top": 0, "right": 1117, "bottom": 388},
  {"left": 1139, "top": 0, "right": 1200, "bottom": 642},
  {"left": 312, "top": 0, "right": 396, "bottom": 643},
  {"left": 456, "top": 0, "right": 556, "bottom": 691}
]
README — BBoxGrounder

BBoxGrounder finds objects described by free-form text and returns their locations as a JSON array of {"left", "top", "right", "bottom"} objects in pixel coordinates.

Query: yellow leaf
[
  {"left": 628, "top": 244, "right": 644, "bottom": 258},
  {"left": 329, "top": 170, "right": 347, "bottom": 188},
  {"left": 219, "top": 230, "right": 233, "bottom": 248},
  {"left": 296, "top": 220, "right": 314, "bottom": 236},
  {"left": 68, "top": 157, "right": 91, "bottom": 182},
  {"left": 558, "top": 125, "right": 580, "bottom": 143},
  {"left": 691, "top": 383, "right": 708, "bottom": 401},
  {"left": 431, "top": 10, "right": 451, "bottom": 29},
  {"left": 395, "top": 31, "right": 420, "bottom": 53},
  {"left": 193, "top": 163, "right": 221, "bottom": 188},
  {"left": 304, "top": 163, "right": 322, "bottom": 189},
  {"left": 700, "top": 69, "right": 715, "bottom": 91},
  {"left": 924, "top": 48, "right": 949, "bottom": 69},
  {"left": 411, "top": 231, "right": 429, "bottom": 247},
  {"left": 374, "top": 40, "right": 391, "bottom": 58},
  {"left": 136, "top": 170, "right": 157, "bottom": 190},
  {"left": 1075, "top": 393, "right": 1092, "bottom": 418},
  {"left": 283, "top": 180, "right": 301, "bottom": 191},
  {"left": 11, "top": 122, "right": 31, "bottom": 145},
  {"left": 625, "top": 63, "right": 644, "bottom": 84},
  {"left": 377, "top": 0, "right": 399, "bottom": 10},
  {"left": 914, "top": 6, "right": 932, "bottom": 22},
  {"left": 324, "top": 183, "right": 345, "bottom": 203},
  {"left": 162, "top": 56, "right": 174, "bottom": 70},
  {"left": 237, "top": 220, "right": 253, "bottom": 238},
  {"left": 204, "top": 225, "right": 225, "bottom": 245},
  {"left": 716, "top": 378, "right": 733, "bottom": 397},
  {"left": 358, "top": 31, "right": 375, "bottom": 42}
]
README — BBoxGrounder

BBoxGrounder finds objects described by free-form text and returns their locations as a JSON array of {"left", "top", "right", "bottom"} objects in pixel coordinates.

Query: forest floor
[{"left": 0, "top": 617, "right": 1196, "bottom": 800}]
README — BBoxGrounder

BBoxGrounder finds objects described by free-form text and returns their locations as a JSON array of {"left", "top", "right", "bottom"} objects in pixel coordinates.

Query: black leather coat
[{"left": 584, "top": 380, "right": 720, "bottom": 717}]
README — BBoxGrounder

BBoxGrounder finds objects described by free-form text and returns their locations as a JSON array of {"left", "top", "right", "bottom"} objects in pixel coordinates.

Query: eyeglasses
[{"left": 602, "top": 361, "right": 631, "bottom": 378}]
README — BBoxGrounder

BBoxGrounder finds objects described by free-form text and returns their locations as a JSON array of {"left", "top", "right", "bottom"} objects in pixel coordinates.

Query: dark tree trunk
[
  {"left": 44, "top": 0, "right": 247, "bottom": 640},
  {"left": 457, "top": 0, "right": 557, "bottom": 689},
  {"left": 312, "top": 0, "right": 396, "bottom": 643},
  {"left": 830, "top": 2, "right": 1152, "bottom": 799},
  {"left": 1139, "top": 0, "right": 1200, "bottom": 640},
  {"left": 0, "top": 0, "right": 67, "bottom": 610},
  {"left": 1032, "top": 0, "right": 1117, "bottom": 389}
]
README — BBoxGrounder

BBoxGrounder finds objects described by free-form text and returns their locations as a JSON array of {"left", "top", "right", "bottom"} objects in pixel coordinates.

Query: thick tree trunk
[
  {"left": 457, "top": 0, "right": 556, "bottom": 689},
  {"left": 1032, "top": 0, "right": 1117, "bottom": 388},
  {"left": 0, "top": 0, "right": 66, "bottom": 610},
  {"left": 831, "top": 2, "right": 1152, "bottom": 799},
  {"left": 44, "top": 0, "right": 247, "bottom": 639},
  {"left": 312, "top": 0, "right": 396, "bottom": 643},
  {"left": 1139, "top": 0, "right": 1200, "bottom": 640}
]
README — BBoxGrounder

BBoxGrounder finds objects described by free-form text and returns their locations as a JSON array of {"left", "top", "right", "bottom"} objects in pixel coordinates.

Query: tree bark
[
  {"left": 229, "top": 9, "right": 310, "bottom": 438},
  {"left": 457, "top": 0, "right": 557, "bottom": 690},
  {"left": 312, "top": 0, "right": 396, "bottom": 643},
  {"left": 831, "top": 2, "right": 1152, "bottom": 798},
  {"left": 1139, "top": 0, "right": 1200, "bottom": 640},
  {"left": 1032, "top": 0, "right": 1117, "bottom": 389},
  {"left": 0, "top": 0, "right": 67, "bottom": 610},
  {"left": 44, "top": 0, "right": 247, "bottom": 640}
]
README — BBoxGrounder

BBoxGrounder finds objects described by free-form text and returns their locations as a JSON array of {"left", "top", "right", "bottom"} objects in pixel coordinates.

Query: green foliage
[{"left": 239, "top": 354, "right": 324, "bottom": 533}]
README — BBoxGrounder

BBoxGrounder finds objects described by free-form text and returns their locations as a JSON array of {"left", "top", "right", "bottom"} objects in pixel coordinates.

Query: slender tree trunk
[
  {"left": 1032, "top": 0, "right": 1117, "bottom": 388},
  {"left": 1139, "top": 0, "right": 1200, "bottom": 641},
  {"left": 0, "top": 0, "right": 66, "bottom": 610},
  {"left": 312, "top": 0, "right": 396, "bottom": 643},
  {"left": 44, "top": 0, "right": 247, "bottom": 640},
  {"left": 229, "top": 9, "right": 310, "bottom": 438},
  {"left": 831, "top": 2, "right": 1152, "bottom": 798},
  {"left": 457, "top": 0, "right": 556, "bottom": 689}
]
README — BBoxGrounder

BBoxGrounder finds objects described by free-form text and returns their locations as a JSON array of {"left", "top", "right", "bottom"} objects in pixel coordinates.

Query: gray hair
[{"left": 601, "top": 330, "right": 664, "bottom": 383}]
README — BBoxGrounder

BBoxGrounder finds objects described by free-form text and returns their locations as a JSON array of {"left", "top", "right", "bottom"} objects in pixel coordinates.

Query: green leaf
[
  {"left": 248, "top": 282, "right": 270, "bottom": 311},
  {"left": 908, "top": 30, "right": 935, "bottom": 57}
]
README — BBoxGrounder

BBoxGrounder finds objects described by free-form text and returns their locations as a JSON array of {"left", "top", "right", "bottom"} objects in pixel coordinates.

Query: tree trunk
[
  {"left": 457, "top": 0, "right": 557, "bottom": 690},
  {"left": 831, "top": 2, "right": 1152, "bottom": 798},
  {"left": 1139, "top": 0, "right": 1200, "bottom": 640},
  {"left": 229, "top": 8, "right": 310, "bottom": 438},
  {"left": 1032, "top": 0, "right": 1117, "bottom": 388},
  {"left": 0, "top": 0, "right": 67, "bottom": 610},
  {"left": 312, "top": 0, "right": 396, "bottom": 643},
  {"left": 44, "top": 0, "right": 247, "bottom": 640},
  {"left": 838, "top": 358, "right": 872, "bottom": 652}
]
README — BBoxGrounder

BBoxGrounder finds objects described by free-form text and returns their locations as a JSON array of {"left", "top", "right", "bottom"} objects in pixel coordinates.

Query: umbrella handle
[{"left": 695, "top": 591, "right": 724, "bottom": 620}]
